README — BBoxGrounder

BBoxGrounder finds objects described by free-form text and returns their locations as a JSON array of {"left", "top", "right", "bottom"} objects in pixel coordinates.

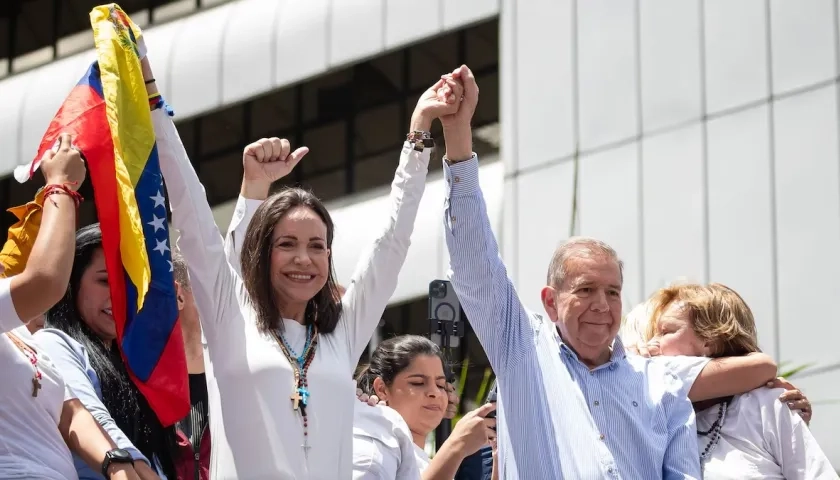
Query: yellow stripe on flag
[{"left": 91, "top": 4, "right": 154, "bottom": 310}]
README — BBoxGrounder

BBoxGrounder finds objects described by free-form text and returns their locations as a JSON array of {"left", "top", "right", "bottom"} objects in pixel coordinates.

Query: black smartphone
[
  {"left": 485, "top": 380, "right": 497, "bottom": 421},
  {"left": 428, "top": 279, "right": 464, "bottom": 349}
]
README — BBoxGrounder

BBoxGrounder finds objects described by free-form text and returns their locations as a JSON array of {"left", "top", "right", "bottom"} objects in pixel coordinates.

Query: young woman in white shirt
[
  {"left": 629, "top": 283, "right": 836, "bottom": 479},
  {"left": 353, "top": 335, "right": 496, "bottom": 480},
  {"left": 142, "top": 54, "right": 465, "bottom": 478},
  {"left": 0, "top": 135, "right": 143, "bottom": 480}
]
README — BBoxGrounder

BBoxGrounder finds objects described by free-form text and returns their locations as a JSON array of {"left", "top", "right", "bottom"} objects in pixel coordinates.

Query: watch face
[{"left": 109, "top": 449, "right": 133, "bottom": 462}]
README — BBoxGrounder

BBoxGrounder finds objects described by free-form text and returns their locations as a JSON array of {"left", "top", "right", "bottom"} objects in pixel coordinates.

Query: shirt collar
[{"left": 554, "top": 326, "right": 627, "bottom": 367}]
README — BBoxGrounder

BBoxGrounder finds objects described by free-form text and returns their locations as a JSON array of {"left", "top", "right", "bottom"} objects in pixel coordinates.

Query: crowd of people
[{"left": 0, "top": 41, "right": 837, "bottom": 480}]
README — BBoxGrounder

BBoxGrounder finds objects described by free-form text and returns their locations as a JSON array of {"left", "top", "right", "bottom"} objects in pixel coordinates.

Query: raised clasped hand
[{"left": 410, "top": 69, "right": 467, "bottom": 132}]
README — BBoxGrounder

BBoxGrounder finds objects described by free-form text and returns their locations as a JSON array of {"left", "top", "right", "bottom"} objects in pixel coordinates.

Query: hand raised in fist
[{"left": 241, "top": 137, "right": 309, "bottom": 200}]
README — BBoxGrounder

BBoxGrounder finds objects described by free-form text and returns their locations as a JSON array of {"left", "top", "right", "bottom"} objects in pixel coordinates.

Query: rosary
[{"left": 273, "top": 324, "right": 319, "bottom": 456}]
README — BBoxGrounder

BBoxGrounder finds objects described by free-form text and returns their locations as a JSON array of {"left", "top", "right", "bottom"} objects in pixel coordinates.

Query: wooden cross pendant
[
  {"left": 290, "top": 390, "right": 303, "bottom": 410},
  {"left": 32, "top": 377, "right": 41, "bottom": 397}
]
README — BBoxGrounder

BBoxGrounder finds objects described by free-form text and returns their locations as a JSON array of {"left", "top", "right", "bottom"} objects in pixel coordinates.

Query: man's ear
[{"left": 541, "top": 285, "right": 559, "bottom": 323}]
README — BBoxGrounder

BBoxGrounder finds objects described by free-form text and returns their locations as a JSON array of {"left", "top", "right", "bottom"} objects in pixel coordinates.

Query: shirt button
[
  {"left": 454, "top": 176, "right": 460, "bottom": 183},
  {"left": 607, "top": 467, "right": 614, "bottom": 474},
  {"left": 599, "top": 434, "right": 605, "bottom": 441},
  {"left": 632, "top": 401, "right": 638, "bottom": 407},
  {"left": 593, "top": 400, "right": 600, "bottom": 406},
  {"left": 451, "top": 216, "right": 456, "bottom": 223}
]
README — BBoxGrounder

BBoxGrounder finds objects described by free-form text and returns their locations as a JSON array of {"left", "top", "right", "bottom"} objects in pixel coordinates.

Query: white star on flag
[
  {"left": 167, "top": 260, "right": 173, "bottom": 272},
  {"left": 150, "top": 190, "right": 166, "bottom": 209},
  {"left": 147, "top": 215, "right": 166, "bottom": 232},
  {"left": 153, "top": 238, "right": 170, "bottom": 256}
]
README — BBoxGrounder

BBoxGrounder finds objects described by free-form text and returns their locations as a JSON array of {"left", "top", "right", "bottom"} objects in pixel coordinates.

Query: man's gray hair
[
  {"left": 546, "top": 236, "right": 624, "bottom": 288},
  {"left": 171, "top": 250, "right": 190, "bottom": 291}
]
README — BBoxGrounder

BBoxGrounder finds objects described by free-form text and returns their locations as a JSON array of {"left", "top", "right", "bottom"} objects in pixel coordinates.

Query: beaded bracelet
[{"left": 43, "top": 183, "right": 84, "bottom": 208}]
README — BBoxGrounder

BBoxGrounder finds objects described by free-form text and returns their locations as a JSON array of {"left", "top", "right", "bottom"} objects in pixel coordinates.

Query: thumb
[
  {"left": 285, "top": 146, "right": 310, "bottom": 168},
  {"left": 475, "top": 402, "right": 497, "bottom": 418}
]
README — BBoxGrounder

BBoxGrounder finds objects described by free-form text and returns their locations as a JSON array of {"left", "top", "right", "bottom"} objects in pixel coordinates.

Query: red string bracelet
[{"left": 43, "top": 183, "right": 84, "bottom": 208}]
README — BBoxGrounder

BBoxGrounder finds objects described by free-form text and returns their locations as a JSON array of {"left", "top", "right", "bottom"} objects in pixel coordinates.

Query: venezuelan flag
[{"left": 30, "top": 4, "right": 188, "bottom": 426}]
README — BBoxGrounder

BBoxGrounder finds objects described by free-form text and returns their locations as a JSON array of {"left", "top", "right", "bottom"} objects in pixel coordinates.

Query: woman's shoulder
[
  {"left": 738, "top": 386, "right": 786, "bottom": 406},
  {"left": 34, "top": 328, "right": 87, "bottom": 358},
  {"left": 353, "top": 403, "right": 412, "bottom": 449},
  {"left": 734, "top": 387, "right": 792, "bottom": 421}
]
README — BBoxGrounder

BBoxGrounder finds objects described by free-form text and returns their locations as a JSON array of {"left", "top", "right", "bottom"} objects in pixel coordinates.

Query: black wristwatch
[{"left": 101, "top": 448, "right": 134, "bottom": 478}]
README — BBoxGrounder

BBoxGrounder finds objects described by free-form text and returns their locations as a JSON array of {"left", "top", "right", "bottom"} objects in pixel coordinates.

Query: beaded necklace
[
  {"left": 271, "top": 323, "right": 319, "bottom": 456},
  {"left": 698, "top": 399, "right": 730, "bottom": 473}
]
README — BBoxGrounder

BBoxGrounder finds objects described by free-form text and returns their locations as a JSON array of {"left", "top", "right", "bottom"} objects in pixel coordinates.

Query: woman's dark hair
[
  {"left": 45, "top": 224, "right": 177, "bottom": 479},
  {"left": 356, "top": 335, "right": 446, "bottom": 395},
  {"left": 240, "top": 187, "right": 342, "bottom": 334}
]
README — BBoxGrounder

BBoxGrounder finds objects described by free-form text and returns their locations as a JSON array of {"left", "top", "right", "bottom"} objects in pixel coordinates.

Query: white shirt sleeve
[
  {"left": 0, "top": 277, "right": 24, "bottom": 334},
  {"left": 761, "top": 388, "right": 838, "bottom": 479},
  {"left": 658, "top": 355, "right": 711, "bottom": 399},
  {"left": 352, "top": 404, "right": 421, "bottom": 480}
]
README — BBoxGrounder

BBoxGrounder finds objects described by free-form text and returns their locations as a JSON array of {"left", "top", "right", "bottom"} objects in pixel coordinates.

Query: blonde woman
[{"left": 626, "top": 283, "right": 836, "bottom": 479}]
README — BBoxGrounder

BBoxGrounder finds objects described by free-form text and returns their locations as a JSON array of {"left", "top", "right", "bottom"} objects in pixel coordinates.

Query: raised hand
[
  {"left": 440, "top": 65, "right": 479, "bottom": 132},
  {"left": 40, "top": 133, "right": 86, "bottom": 191},
  {"left": 410, "top": 76, "right": 465, "bottom": 132},
  {"left": 241, "top": 137, "right": 309, "bottom": 200}
]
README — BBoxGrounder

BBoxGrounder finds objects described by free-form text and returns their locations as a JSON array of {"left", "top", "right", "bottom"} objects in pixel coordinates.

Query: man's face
[{"left": 542, "top": 255, "right": 623, "bottom": 360}]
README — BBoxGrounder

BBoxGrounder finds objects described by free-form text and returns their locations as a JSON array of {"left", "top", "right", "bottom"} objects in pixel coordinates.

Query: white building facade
[{"left": 1, "top": 0, "right": 837, "bottom": 466}]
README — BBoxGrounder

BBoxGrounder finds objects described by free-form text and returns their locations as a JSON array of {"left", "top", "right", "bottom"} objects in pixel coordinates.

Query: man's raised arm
[{"left": 441, "top": 66, "right": 533, "bottom": 375}]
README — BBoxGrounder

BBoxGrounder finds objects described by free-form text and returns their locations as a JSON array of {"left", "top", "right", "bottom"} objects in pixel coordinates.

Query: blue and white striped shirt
[{"left": 443, "top": 156, "right": 705, "bottom": 480}]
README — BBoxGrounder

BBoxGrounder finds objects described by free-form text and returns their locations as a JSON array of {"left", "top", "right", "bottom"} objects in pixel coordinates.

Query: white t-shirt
[
  {"left": 0, "top": 277, "right": 77, "bottom": 479},
  {"left": 698, "top": 387, "right": 838, "bottom": 480},
  {"left": 352, "top": 403, "right": 420, "bottom": 480}
]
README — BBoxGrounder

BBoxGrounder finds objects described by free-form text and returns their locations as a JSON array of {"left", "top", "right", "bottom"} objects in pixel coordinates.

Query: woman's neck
[
  {"left": 411, "top": 430, "right": 426, "bottom": 449},
  {"left": 279, "top": 301, "right": 308, "bottom": 324}
]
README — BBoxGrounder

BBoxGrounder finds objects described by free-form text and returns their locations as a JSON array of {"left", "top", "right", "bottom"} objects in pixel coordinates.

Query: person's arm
[
  {"left": 35, "top": 330, "right": 151, "bottom": 467},
  {"left": 3, "top": 135, "right": 84, "bottom": 329},
  {"left": 661, "top": 393, "right": 702, "bottom": 480},
  {"left": 338, "top": 78, "right": 460, "bottom": 364},
  {"left": 223, "top": 194, "right": 261, "bottom": 278},
  {"left": 441, "top": 69, "right": 533, "bottom": 375},
  {"left": 59, "top": 398, "right": 142, "bottom": 480},
  {"left": 688, "top": 353, "right": 777, "bottom": 401},
  {"left": 143, "top": 60, "right": 243, "bottom": 345},
  {"left": 761, "top": 389, "right": 839, "bottom": 479},
  {"left": 224, "top": 138, "right": 305, "bottom": 276}
]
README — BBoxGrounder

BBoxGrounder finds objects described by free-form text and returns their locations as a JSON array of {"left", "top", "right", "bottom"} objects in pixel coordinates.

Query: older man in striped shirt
[{"left": 439, "top": 66, "right": 706, "bottom": 479}]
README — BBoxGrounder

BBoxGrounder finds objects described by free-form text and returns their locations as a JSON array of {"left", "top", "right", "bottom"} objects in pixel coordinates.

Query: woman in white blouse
[
  {"left": 629, "top": 283, "right": 836, "bottom": 479},
  {"left": 144, "top": 54, "right": 464, "bottom": 478},
  {"left": 0, "top": 135, "right": 142, "bottom": 480},
  {"left": 352, "top": 335, "right": 496, "bottom": 480}
]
